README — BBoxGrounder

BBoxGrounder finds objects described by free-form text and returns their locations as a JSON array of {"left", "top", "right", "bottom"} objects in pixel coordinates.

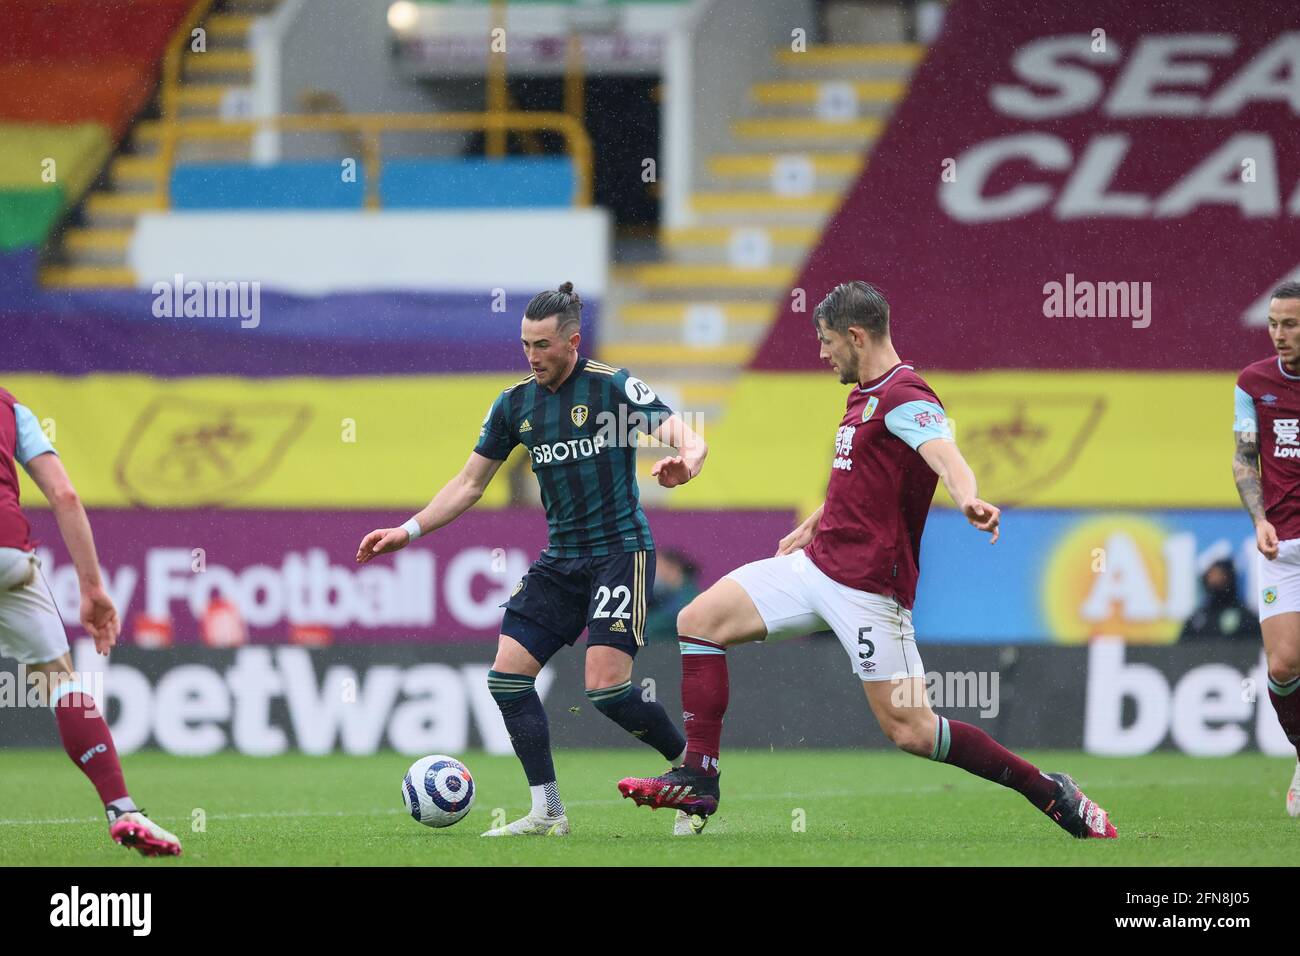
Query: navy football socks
[
  {"left": 487, "top": 671, "right": 560, "bottom": 801},
  {"left": 587, "top": 680, "right": 687, "bottom": 762}
]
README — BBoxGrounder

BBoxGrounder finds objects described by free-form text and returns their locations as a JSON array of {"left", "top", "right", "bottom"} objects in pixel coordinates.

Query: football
[{"left": 401, "top": 755, "right": 475, "bottom": 828}]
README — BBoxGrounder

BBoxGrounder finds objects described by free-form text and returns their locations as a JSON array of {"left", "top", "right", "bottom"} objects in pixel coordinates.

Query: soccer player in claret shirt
[
  {"left": 0, "top": 388, "right": 182, "bottom": 856},
  {"left": 357, "top": 282, "right": 708, "bottom": 836},
  {"left": 618, "top": 281, "right": 1118, "bottom": 840},
  {"left": 1232, "top": 281, "right": 1300, "bottom": 815}
]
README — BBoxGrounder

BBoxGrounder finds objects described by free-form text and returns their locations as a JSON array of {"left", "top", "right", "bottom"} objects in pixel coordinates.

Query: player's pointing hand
[
  {"left": 355, "top": 527, "right": 410, "bottom": 564},
  {"left": 962, "top": 498, "right": 1001, "bottom": 544}
]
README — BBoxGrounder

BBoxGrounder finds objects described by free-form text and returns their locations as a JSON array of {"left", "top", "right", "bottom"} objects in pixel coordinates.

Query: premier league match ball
[{"left": 401, "top": 755, "right": 475, "bottom": 828}]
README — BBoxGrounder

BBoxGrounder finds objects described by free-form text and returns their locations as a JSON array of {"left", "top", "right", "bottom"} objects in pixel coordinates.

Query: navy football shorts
[{"left": 499, "top": 550, "right": 655, "bottom": 666}]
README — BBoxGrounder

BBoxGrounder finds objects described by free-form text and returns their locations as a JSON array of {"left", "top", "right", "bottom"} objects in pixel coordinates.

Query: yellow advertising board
[
  {"left": 688, "top": 371, "right": 1240, "bottom": 515},
  {"left": 5, "top": 371, "right": 1239, "bottom": 511}
]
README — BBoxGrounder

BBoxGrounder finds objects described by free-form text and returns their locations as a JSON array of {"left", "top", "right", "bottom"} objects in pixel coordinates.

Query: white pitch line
[
  {"left": 0, "top": 789, "right": 903, "bottom": 827},
  {"left": 0, "top": 776, "right": 1244, "bottom": 828}
]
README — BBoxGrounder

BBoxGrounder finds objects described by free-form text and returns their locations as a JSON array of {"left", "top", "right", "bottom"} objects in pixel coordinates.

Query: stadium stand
[
  {"left": 606, "top": 36, "right": 923, "bottom": 424},
  {"left": 0, "top": 0, "right": 192, "bottom": 266}
]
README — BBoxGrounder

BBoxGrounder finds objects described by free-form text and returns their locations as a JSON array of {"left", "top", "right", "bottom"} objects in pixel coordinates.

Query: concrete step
[
  {"left": 595, "top": 343, "right": 756, "bottom": 388},
  {"left": 84, "top": 191, "right": 163, "bottom": 228},
  {"left": 613, "top": 262, "right": 794, "bottom": 299},
  {"left": 660, "top": 225, "right": 816, "bottom": 266},
  {"left": 40, "top": 265, "right": 136, "bottom": 289},
  {"left": 731, "top": 116, "right": 883, "bottom": 150},
  {"left": 184, "top": 49, "right": 253, "bottom": 81},
  {"left": 688, "top": 190, "right": 836, "bottom": 227},
  {"left": 130, "top": 121, "right": 162, "bottom": 156},
  {"left": 616, "top": 294, "right": 775, "bottom": 347},
  {"left": 130, "top": 120, "right": 253, "bottom": 163},
  {"left": 62, "top": 228, "right": 132, "bottom": 268},
  {"left": 205, "top": 13, "right": 257, "bottom": 43},
  {"left": 617, "top": 317, "right": 769, "bottom": 347},
  {"left": 221, "top": 0, "right": 279, "bottom": 14},
  {"left": 177, "top": 84, "right": 253, "bottom": 118},
  {"left": 110, "top": 154, "right": 164, "bottom": 192},
  {"left": 774, "top": 43, "right": 924, "bottom": 79},
  {"left": 748, "top": 78, "right": 905, "bottom": 117},
  {"left": 618, "top": 300, "right": 775, "bottom": 326},
  {"left": 705, "top": 150, "right": 862, "bottom": 193}
]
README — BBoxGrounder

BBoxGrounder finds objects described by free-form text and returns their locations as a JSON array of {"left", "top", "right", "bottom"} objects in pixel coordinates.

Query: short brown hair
[{"left": 813, "top": 281, "right": 889, "bottom": 338}]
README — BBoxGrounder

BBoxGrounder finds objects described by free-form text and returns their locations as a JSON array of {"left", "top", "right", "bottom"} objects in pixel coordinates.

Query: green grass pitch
[{"left": 0, "top": 749, "right": 1294, "bottom": 866}]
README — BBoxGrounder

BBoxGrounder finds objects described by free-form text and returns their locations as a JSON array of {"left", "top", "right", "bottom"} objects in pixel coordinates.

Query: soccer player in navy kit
[
  {"left": 1232, "top": 281, "right": 1300, "bottom": 815},
  {"left": 357, "top": 283, "right": 708, "bottom": 836},
  {"left": 618, "top": 281, "right": 1118, "bottom": 839}
]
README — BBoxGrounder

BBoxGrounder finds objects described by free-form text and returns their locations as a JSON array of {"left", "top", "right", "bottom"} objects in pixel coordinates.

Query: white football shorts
[
  {"left": 724, "top": 548, "right": 923, "bottom": 682},
  {"left": 1257, "top": 538, "right": 1300, "bottom": 621},
  {"left": 0, "top": 548, "right": 70, "bottom": 665}
]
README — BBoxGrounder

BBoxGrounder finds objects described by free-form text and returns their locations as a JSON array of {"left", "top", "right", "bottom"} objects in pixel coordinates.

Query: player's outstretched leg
[
  {"left": 585, "top": 648, "right": 686, "bottom": 764},
  {"left": 867, "top": 678, "right": 1118, "bottom": 840},
  {"left": 1261, "top": 612, "right": 1300, "bottom": 816},
  {"left": 617, "top": 580, "right": 766, "bottom": 831},
  {"left": 481, "top": 633, "right": 569, "bottom": 836},
  {"left": 32, "top": 656, "right": 182, "bottom": 857}
]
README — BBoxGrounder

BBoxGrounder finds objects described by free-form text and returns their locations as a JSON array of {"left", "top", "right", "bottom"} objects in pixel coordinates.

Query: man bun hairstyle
[
  {"left": 1273, "top": 281, "right": 1300, "bottom": 301},
  {"left": 813, "top": 280, "right": 890, "bottom": 339},
  {"left": 525, "top": 282, "right": 583, "bottom": 336}
]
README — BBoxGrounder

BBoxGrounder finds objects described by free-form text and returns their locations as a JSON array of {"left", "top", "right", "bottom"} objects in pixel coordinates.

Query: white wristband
[{"left": 401, "top": 518, "right": 423, "bottom": 540}]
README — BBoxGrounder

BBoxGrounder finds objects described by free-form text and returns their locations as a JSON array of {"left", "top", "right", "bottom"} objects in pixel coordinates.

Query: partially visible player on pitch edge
[
  {"left": 357, "top": 282, "right": 708, "bottom": 837},
  {"left": 1232, "top": 281, "right": 1300, "bottom": 816},
  {"left": 0, "top": 388, "right": 182, "bottom": 856},
  {"left": 618, "top": 281, "right": 1118, "bottom": 840}
]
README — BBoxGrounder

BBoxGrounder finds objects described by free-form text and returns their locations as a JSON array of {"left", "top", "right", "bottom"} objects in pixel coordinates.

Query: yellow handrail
[
  {"left": 155, "top": 112, "right": 594, "bottom": 208},
  {"left": 487, "top": 0, "right": 508, "bottom": 157},
  {"left": 564, "top": 32, "right": 585, "bottom": 124},
  {"left": 160, "top": 0, "right": 218, "bottom": 123}
]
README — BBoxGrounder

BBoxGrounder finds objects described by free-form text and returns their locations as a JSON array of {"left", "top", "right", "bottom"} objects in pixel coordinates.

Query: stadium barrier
[
  {"left": 156, "top": 112, "right": 594, "bottom": 210},
  {"left": 169, "top": 157, "right": 579, "bottom": 210},
  {"left": 0, "top": 639, "right": 1284, "bottom": 758}
]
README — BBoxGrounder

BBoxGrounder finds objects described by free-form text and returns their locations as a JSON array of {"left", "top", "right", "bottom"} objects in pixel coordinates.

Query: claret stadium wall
[{"left": 3, "top": 0, "right": 1299, "bottom": 756}]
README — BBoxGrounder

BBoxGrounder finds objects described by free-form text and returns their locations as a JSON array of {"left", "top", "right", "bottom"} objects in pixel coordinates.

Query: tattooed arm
[{"left": 1234, "top": 430, "right": 1279, "bottom": 559}]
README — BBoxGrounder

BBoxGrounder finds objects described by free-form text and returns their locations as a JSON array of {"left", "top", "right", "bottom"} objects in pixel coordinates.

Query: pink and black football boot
[
  {"left": 618, "top": 765, "right": 720, "bottom": 818},
  {"left": 1043, "top": 772, "right": 1118, "bottom": 839},
  {"left": 108, "top": 807, "right": 183, "bottom": 857}
]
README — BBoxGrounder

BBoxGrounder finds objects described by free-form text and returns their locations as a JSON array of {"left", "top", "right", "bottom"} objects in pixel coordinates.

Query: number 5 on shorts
[{"left": 858, "top": 626, "right": 876, "bottom": 673}]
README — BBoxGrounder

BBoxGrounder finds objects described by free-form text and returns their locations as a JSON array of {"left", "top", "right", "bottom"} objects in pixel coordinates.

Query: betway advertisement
[
  {"left": 0, "top": 639, "right": 1286, "bottom": 757},
  {"left": 755, "top": 0, "right": 1300, "bottom": 371},
  {"left": 25, "top": 509, "right": 795, "bottom": 645}
]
